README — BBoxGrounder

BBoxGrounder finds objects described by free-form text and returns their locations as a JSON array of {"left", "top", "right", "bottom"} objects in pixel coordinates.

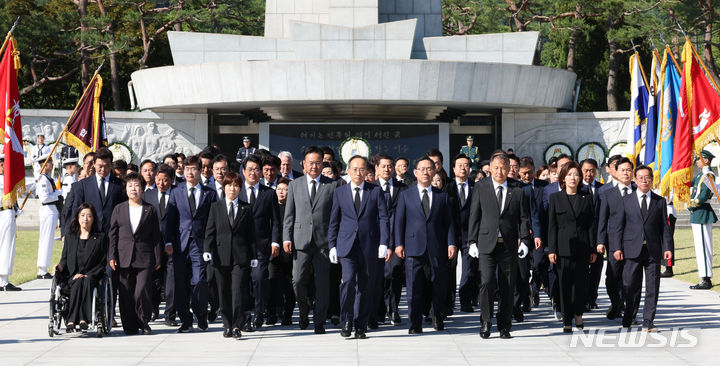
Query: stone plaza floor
[{"left": 1, "top": 273, "right": 719, "bottom": 366}]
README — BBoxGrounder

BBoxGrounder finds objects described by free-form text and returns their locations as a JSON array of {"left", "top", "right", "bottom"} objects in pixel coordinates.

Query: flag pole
[
  {"left": 0, "top": 17, "right": 20, "bottom": 57},
  {"left": 630, "top": 40, "right": 652, "bottom": 94},
  {"left": 18, "top": 61, "right": 104, "bottom": 211},
  {"left": 676, "top": 21, "right": 720, "bottom": 95}
]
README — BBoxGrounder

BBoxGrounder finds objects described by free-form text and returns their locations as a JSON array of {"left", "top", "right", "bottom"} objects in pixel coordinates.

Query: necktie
[
  {"left": 459, "top": 183, "right": 466, "bottom": 206},
  {"left": 354, "top": 187, "right": 361, "bottom": 214},
  {"left": 188, "top": 187, "right": 197, "bottom": 217},
  {"left": 310, "top": 180, "right": 317, "bottom": 203},
  {"left": 623, "top": 187, "right": 629, "bottom": 197},
  {"left": 99, "top": 178, "right": 106, "bottom": 204},
  {"left": 159, "top": 192, "right": 166, "bottom": 217},
  {"left": 249, "top": 186, "right": 256, "bottom": 206},
  {"left": 496, "top": 186, "right": 504, "bottom": 212},
  {"left": 641, "top": 194, "right": 648, "bottom": 218},
  {"left": 422, "top": 189, "right": 430, "bottom": 217},
  {"left": 220, "top": 188, "right": 225, "bottom": 200},
  {"left": 229, "top": 201, "right": 235, "bottom": 225}
]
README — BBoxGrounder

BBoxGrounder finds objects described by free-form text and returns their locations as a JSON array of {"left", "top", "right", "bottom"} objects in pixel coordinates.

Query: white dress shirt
[
  {"left": 350, "top": 181, "right": 364, "bottom": 202},
  {"left": 96, "top": 174, "right": 110, "bottom": 197},
  {"left": 214, "top": 180, "right": 224, "bottom": 198},
  {"left": 377, "top": 177, "right": 394, "bottom": 197},
  {"left": 416, "top": 184, "right": 433, "bottom": 208},
  {"left": 244, "top": 182, "right": 260, "bottom": 202},
  {"left": 187, "top": 182, "right": 202, "bottom": 211},
  {"left": 306, "top": 175, "right": 322, "bottom": 199},
  {"left": 636, "top": 189, "right": 650, "bottom": 210},
  {"left": 157, "top": 189, "right": 169, "bottom": 210},
  {"left": 129, "top": 204, "right": 142, "bottom": 234},
  {"left": 617, "top": 182, "right": 631, "bottom": 196},
  {"left": 37, "top": 174, "right": 61, "bottom": 204},
  {"left": 492, "top": 179, "right": 508, "bottom": 214},
  {"left": 455, "top": 178, "right": 469, "bottom": 201}
]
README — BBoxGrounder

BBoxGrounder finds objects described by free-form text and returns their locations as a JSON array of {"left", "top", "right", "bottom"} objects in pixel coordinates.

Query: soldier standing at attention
[
  {"left": 236, "top": 136, "right": 257, "bottom": 164},
  {"left": 689, "top": 150, "right": 717, "bottom": 290},
  {"left": 460, "top": 136, "right": 480, "bottom": 171}
]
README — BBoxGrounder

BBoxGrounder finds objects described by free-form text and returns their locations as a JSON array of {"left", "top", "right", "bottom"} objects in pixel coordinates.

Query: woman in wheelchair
[{"left": 54, "top": 203, "right": 108, "bottom": 332}]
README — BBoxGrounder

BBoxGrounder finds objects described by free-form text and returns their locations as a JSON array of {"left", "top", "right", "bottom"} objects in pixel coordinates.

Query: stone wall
[{"left": 21, "top": 109, "right": 209, "bottom": 164}]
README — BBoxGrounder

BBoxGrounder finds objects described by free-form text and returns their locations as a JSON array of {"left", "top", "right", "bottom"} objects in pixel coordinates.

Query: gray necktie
[
  {"left": 459, "top": 183, "right": 466, "bottom": 206},
  {"left": 623, "top": 187, "right": 629, "bottom": 197}
]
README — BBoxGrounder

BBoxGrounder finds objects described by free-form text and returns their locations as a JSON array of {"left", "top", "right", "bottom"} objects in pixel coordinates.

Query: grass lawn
[
  {"left": 8, "top": 230, "right": 63, "bottom": 286},
  {"left": 6, "top": 229, "right": 720, "bottom": 293}
]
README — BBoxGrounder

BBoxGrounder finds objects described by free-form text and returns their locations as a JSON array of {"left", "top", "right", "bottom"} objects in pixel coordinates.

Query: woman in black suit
[
  {"left": 268, "top": 177, "right": 295, "bottom": 325},
  {"left": 547, "top": 161, "right": 597, "bottom": 332},
  {"left": 109, "top": 172, "right": 163, "bottom": 335},
  {"left": 55, "top": 203, "right": 108, "bottom": 332},
  {"left": 204, "top": 171, "right": 257, "bottom": 339}
]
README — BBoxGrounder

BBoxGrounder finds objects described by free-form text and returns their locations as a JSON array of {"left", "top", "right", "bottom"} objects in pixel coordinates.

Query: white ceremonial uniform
[
  {"left": 36, "top": 173, "right": 61, "bottom": 275},
  {"left": 31, "top": 144, "right": 51, "bottom": 179},
  {"left": 61, "top": 173, "right": 77, "bottom": 199},
  {"left": 0, "top": 175, "right": 18, "bottom": 286}
]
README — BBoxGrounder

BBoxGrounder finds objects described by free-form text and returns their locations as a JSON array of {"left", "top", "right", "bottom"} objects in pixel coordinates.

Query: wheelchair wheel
[
  {"left": 48, "top": 277, "right": 61, "bottom": 337},
  {"left": 101, "top": 276, "right": 113, "bottom": 335}
]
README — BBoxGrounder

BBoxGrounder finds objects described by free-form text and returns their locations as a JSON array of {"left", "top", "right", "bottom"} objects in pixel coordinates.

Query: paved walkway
[{"left": 1, "top": 274, "right": 719, "bottom": 366}]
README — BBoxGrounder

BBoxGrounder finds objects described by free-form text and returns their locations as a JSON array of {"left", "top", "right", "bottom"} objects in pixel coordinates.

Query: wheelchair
[{"left": 48, "top": 272, "right": 113, "bottom": 337}]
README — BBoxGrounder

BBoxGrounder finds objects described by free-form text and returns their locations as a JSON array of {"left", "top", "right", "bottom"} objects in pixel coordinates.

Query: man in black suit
[
  {"left": 164, "top": 155, "right": 218, "bottom": 332},
  {"left": 278, "top": 151, "right": 303, "bottom": 180},
  {"left": 375, "top": 154, "right": 407, "bottom": 325},
  {"left": 261, "top": 155, "right": 281, "bottom": 189},
  {"left": 468, "top": 153, "right": 531, "bottom": 339},
  {"left": 239, "top": 154, "right": 282, "bottom": 330},
  {"left": 611, "top": 165, "right": 673, "bottom": 331},
  {"left": 143, "top": 164, "right": 177, "bottom": 326},
  {"left": 580, "top": 158, "right": 604, "bottom": 311},
  {"left": 518, "top": 156, "right": 548, "bottom": 316},
  {"left": 448, "top": 154, "right": 477, "bottom": 313},
  {"left": 597, "top": 157, "right": 637, "bottom": 321},
  {"left": 394, "top": 157, "right": 456, "bottom": 334}
]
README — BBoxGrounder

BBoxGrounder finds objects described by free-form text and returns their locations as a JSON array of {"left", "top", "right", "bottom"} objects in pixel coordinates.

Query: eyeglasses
[
  {"left": 306, "top": 161, "right": 323, "bottom": 166},
  {"left": 416, "top": 168, "right": 434, "bottom": 173}
]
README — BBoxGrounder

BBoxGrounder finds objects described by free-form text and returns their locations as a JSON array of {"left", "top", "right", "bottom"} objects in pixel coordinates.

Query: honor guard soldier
[
  {"left": 36, "top": 155, "right": 62, "bottom": 279},
  {"left": 459, "top": 136, "right": 480, "bottom": 171},
  {"left": 30, "top": 134, "right": 51, "bottom": 180},
  {"left": 688, "top": 150, "right": 717, "bottom": 290},
  {"left": 235, "top": 136, "right": 257, "bottom": 164},
  {"left": 0, "top": 154, "right": 21, "bottom": 291}
]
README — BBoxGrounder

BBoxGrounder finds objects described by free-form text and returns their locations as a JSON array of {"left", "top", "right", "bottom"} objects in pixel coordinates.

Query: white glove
[
  {"left": 702, "top": 166, "right": 711, "bottom": 175},
  {"left": 329, "top": 247, "right": 338, "bottom": 264},
  {"left": 14, "top": 209, "right": 23, "bottom": 217},
  {"left": 250, "top": 259, "right": 258, "bottom": 268},
  {"left": 518, "top": 243, "right": 529, "bottom": 259},
  {"left": 378, "top": 245, "right": 388, "bottom": 259},
  {"left": 202, "top": 252, "right": 212, "bottom": 262},
  {"left": 468, "top": 243, "right": 479, "bottom": 258}
]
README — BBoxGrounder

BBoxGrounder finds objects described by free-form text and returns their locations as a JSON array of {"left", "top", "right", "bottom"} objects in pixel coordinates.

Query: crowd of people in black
[{"left": 51, "top": 140, "right": 674, "bottom": 339}]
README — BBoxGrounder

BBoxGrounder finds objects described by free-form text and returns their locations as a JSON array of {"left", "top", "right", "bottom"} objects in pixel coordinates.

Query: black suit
[
  {"left": 524, "top": 179, "right": 548, "bottom": 306},
  {"left": 378, "top": 178, "right": 408, "bottom": 319},
  {"left": 58, "top": 232, "right": 108, "bottom": 325},
  {"left": 581, "top": 180, "right": 604, "bottom": 307},
  {"left": 547, "top": 190, "right": 596, "bottom": 326},
  {"left": 69, "top": 174, "right": 126, "bottom": 234},
  {"left": 143, "top": 187, "right": 174, "bottom": 322},
  {"left": 238, "top": 183, "right": 282, "bottom": 323},
  {"left": 612, "top": 191, "right": 673, "bottom": 327},
  {"left": 468, "top": 178, "right": 531, "bottom": 332},
  {"left": 448, "top": 179, "right": 477, "bottom": 309},
  {"left": 268, "top": 203, "right": 296, "bottom": 323},
  {"left": 108, "top": 201, "right": 163, "bottom": 334},
  {"left": 204, "top": 198, "right": 257, "bottom": 330}
]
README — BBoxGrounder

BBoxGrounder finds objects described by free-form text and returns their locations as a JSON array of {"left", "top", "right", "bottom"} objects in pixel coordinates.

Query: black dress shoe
[
  {"left": 340, "top": 321, "right": 352, "bottom": 337},
  {"left": 177, "top": 325, "right": 193, "bottom": 333},
  {"left": 0, "top": 283, "right": 22, "bottom": 291},
  {"left": 432, "top": 317, "right": 444, "bottom": 331},
  {"left": 142, "top": 325, "right": 152, "bottom": 335},
  {"left": 281, "top": 317, "right": 292, "bottom": 326},
  {"left": 354, "top": 329, "right": 367, "bottom": 339},
  {"left": 223, "top": 328, "right": 232, "bottom": 338},
  {"left": 499, "top": 329, "right": 512, "bottom": 339},
  {"left": 368, "top": 320, "right": 378, "bottom": 330},
  {"left": 253, "top": 316, "right": 264, "bottom": 330},
  {"left": 314, "top": 324, "right": 326, "bottom": 334},
  {"left": 690, "top": 278, "right": 712, "bottom": 289},
  {"left": 330, "top": 315, "right": 340, "bottom": 326},
  {"left": 391, "top": 312, "right": 401, "bottom": 325},
  {"left": 563, "top": 326, "right": 572, "bottom": 333},
  {"left": 606, "top": 305, "right": 619, "bottom": 320},
  {"left": 480, "top": 321, "right": 491, "bottom": 339},
  {"left": 408, "top": 327, "right": 423, "bottom": 334},
  {"left": 660, "top": 267, "right": 674, "bottom": 278},
  {"left": 79, "top": 321, "right": 89, "bottom": 330},
  {"left": 460, "top": 305, "right": 474, "bottom": 313},
  {"left": 208, "top": 311, "right": 218, "bottom": 322},
  {"left": 233, "top": 328, "right": 242, "bottom": 339},
  {"left": 298, "top": 316, "right": 309, "bottom": 330},
  {"left": 512, "top": 307, "right": 524, "bottom": 322},
  {"left": 521, "top": 304, "right": 531, "bottom": 313},
  {"left": 266, "top": 315, "right": 278, "bottom": 325},
  {"left": 642, "top": 320, "right": 657, "bottom": 332},
  {"left": 198, "top": 317, "right": 209, "bottom": 331},
  {"left": 242, "top": 319, "right": 254, "bottom": 332},
  {"left": 37, "top": 273, "right": 53, "bottom": 280},
  {"left": 164, "top": 320, "right": 178, "bottom": 327}
]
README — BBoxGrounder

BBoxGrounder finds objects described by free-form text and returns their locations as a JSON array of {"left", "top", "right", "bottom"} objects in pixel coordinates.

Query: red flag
[
  {"left": 670, "top": 41, "right": 694, "bottom": 205},
  {"left": 689, "top": 44, "right": 720, "bottom": 153},
  {"left": 0, "top": 36, "right": 25, "bottom": 209},
  {"left": 64, "top": 75, "right": 107, "bottom": 154}
]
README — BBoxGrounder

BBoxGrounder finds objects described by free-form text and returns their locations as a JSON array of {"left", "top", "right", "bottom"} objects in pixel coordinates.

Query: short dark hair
[
  {"left": 635, "top": 165, "right": 653, "bottom": 177},
  {"left": 508, "top": 154, "right": 520, "bottom": 164},
  {"left": 243, "top": 154, "right": 263, "bottom": 169},
  {"left": 614, "top": 157, "right": 634, "bottom": 171},
  {"left": 374, "top": 153, "right": 394, "bottom": 166},
  {"left": 277, "top": 177, "right": 291, "bottom": 186},
  {"left": 83, "top": 152, "right": 96, "bottom": 163},
  {"left": 519, "top": 156, "right": 535, "bottom": 168},
  {"left": 321, "top": 146, "right": 335, "bottom": 159},
  {"left": 556, "top": 153, "right": 571, "bottom": 162},
  {"left": 222, "top": 171, "right": 243, "bottom": 187},
  {"left": 113, "top": 160, "right": 127, "bottom": 170},
  {"left": 303, "top": 146, "right": 324, "bottom": 159},
  {"left": 212, "top": 154, "right": 228, "bottom": 166},
  {"left": 199, "top": 151, "right": 215, "bottom": 160},
  {"left": 394, "top": 156, "right": 409, "bottom": 165},
  {"left": 558, "top": 161, "right": 584, "bottom": 190},
  {"left": 174, "top": 152, "right": 186, "bottom": 160},
  {"left": 127, "top": 163, "right": 138, "bottom": 172},
  {"left": 185, "top": 155, "right": 201, "bottom": 169},
  {"left": 262, "top": 155, "right": 281, "bottom": 169},
  {"left": 607, "top": 154, "right": 622, "bottom": 167},
  {"left": 124, "top": 171, "right": 145, "bottom": 190},
  {"left": 580, "top": 158, "right": 598, "bottom": 169},
  {"left": 156, "top": 163, "right": 175, "bottom": 177},
  {"left": 140, "top": 159, "right": 157, "bottom": 171},
  {"left": 162, "top": 154, "right": 177, "bottom": 164},
  {"left": 479, "top": 160, "right": 490, "bottom": 168},
  {"left": 202, "top": 145, "right": 221, "bottom": 157},
  {"left": 453, "top": 153, "right": 470, "bottom": 167},
  {"left": 94, "top": 147, "right": 113, "bottom": 163},
  {"left": 415, "top": 156, "right": 435, "bottom": 169},
  {"left": 69, "top": 202, "right": 100, "bottom": 235},
  {"left": 426, "top": 148, "right": 443, "bottom": 163}
]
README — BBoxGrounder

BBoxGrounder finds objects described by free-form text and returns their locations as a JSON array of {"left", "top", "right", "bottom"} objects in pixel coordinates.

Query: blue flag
[
  {"left": 657, "top": 49, "right": 681, "bottom": 196},
  {"left": 627, "top": 53, "right": 649, "bottom": 165}
]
